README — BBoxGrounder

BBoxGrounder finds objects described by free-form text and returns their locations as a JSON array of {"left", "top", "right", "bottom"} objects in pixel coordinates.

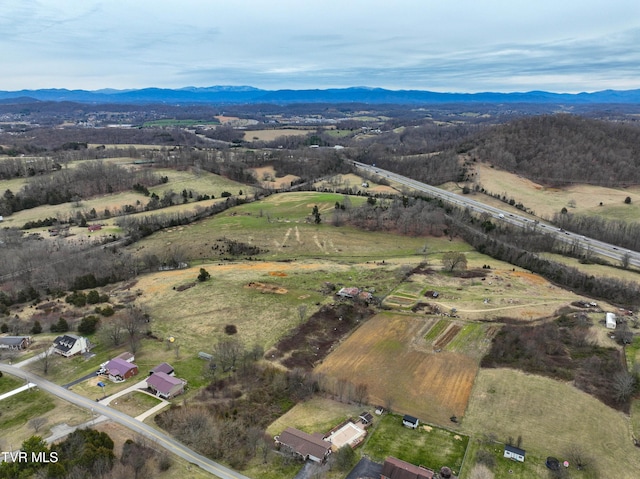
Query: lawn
[
  {"left": 110, "top": 391, "right": 163, "bottom": 417},
  {"left": 363, "top": 413, "right": 468, "bottom": 475},
  {"left": 266, "top": 396, "right": 366, "bottom": 436},
  {"left": 0, "top": 374, "right": 23, "bottom": 394},
  {"left": 461, "top": 368, "right": 640, "bottom": 477}
]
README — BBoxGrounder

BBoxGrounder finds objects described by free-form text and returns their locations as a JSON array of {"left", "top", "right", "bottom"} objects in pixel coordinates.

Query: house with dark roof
[
  {"left": 149, "top": 362, "right": 174, "bottom": 376},
  {"left": 105, "top": 357, "right": 138, "bottom": 382},
  {"left": 0, "top": 336, "right": 31, "bottom": 351},
  {"left": 146, "top": 371, "right": 185, "bottom": 399},
  {"left": 381, "top": 456, "right": 434, "bottom": 479},
  {"left": 52, "top": 335, "right": 90, "bottom": 357},
  {"left": 504, "top": 444, "right": 526, "bottom": 462},
  {"left": 275, "top": 427, "right": 332, "bottom": 463},
  {"left": 359, "top": 411, "right": 374, "bottom": 425},
  {"left": 402, "top": 415, "right": 419, "bottom": 429}
]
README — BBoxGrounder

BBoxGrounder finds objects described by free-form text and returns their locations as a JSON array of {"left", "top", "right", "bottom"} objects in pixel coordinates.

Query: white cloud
[{"left": 1, "top": 0, "right": 639, "bottom": 92}]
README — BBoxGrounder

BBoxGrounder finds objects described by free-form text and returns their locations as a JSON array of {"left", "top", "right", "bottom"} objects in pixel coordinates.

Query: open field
[
  {"left": 143, "top": 119, "right": 220, "bottom": 127},
  {"left": 315, "top": 313, "right": 479, "bottom": 424},
  {"left": 148, "top": 167, "right": 254, "bottom": 198},
  {"left": 470, "top": 162, "right": 640, "bottom": 221},
  {"left": 266, "top": 396, "right": 366, "bottom": 436},
  {"left": 128, "top": 191, "right": 438, "bottom": 262},
  {"left": 461, "top": 368, "right": 640, "bottom": 477},
  {"left": 249, "top": 165, "right": 300, "bottom": 189},
  {"left": 363, "top": 413, "right": 468, "bottom": 475},
  {"left": 0, "top": 387, "right": 92, "bottom": 451},
  {"left": 385, "top": 261, "right": 592, "bottom": 321},
  {"left": 313, "top": 173, "right": 398, "bottom": 195},
  {"left": 539, "top": 251, "right": 640, "bottom": 279},
  {"left": 243, "top": 128, "right": 312, "bottom": 142}
]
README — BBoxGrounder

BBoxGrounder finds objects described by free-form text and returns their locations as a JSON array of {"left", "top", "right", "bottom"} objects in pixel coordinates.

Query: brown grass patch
[
  {"left": 316, "top": 313, "right": 478, "bottom": 425},
  {"left": 269, "top": 271, "right": 287, "bottom": 277},
  {"left": 245, "top": 282, "right": 287, "bottom": 294},
  {"left": 510, "top": 270, "right": 548, "bottom": 285}
]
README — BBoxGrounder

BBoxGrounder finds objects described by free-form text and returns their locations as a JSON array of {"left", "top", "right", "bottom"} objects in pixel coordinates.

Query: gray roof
[{"left": 0, "top": 336, "right": 29, "bottom": 346}]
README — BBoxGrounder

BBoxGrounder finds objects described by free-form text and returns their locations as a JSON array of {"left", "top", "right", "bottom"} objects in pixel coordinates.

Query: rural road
[{"left": 0, "top": 362, "right": 250, "bottom": 479}]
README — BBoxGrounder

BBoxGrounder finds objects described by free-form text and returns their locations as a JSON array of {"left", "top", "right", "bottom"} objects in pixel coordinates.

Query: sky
[{"left": 2, "top": 0, "right": 640, "bottom": 93}]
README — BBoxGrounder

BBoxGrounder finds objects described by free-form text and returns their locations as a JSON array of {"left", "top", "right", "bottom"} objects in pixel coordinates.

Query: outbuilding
[
  {"left": 146, "top": 371, "right": 186, "bottom": 399},
  {"left": 606, "top": 312, "right": 617, "bottom": 329},
  {"left": 402, "top": 415, "right": 419, "bottom": 429},
  {"left": 504, "top": 444, "right": 526, "bottom": 462}
]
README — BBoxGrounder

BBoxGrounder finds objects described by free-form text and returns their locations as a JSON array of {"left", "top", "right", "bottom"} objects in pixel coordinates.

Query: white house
[
  {"left": 606, "top": 312, "right": 617, "bottom": 329},
  {"left": 504, "top": 444, "right": 526, "bottom": 462},
  {"left": 52, "top": 334, "right": 90, "bottom": 357}
]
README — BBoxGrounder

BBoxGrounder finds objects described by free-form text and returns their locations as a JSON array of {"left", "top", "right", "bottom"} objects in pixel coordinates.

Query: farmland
[{"left": 315, "top": 313, "right": 479, "bottom": 425}]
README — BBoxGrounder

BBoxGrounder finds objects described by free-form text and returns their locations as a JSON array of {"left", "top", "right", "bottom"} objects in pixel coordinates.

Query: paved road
[
  {"left": 0, "top": 363, "right": 250, "bottom": 479},
  {"left": 353, "top": 161, "right": 640, "bottom": 267}
]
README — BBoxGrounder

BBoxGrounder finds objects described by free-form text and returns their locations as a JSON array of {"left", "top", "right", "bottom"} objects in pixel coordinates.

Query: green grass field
[
  {"left": 363, "top": 413, "right": 468, "bottom": 475},
  {"left": 424, "top": 319, "right": 450, "bottom": 342},
  {"left": 0, "top": 374, "right": 23, "bottom": 394},
  {"left": 462, "top": 368, "right": 639, "bottom": 477}
]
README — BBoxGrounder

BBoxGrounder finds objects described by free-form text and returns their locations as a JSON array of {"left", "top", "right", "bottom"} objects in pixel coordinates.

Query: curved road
[{"left": 0, "top": 363, "right": 249, "bottom": 479}]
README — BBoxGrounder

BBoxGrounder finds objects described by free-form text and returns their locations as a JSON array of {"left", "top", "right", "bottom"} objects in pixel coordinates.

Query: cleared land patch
[
  {"left": 315, "top": 313, "right": 478, "bottom": 424},
  {"left": 462, "top": 368, "right": 640, "bottom": 477}
]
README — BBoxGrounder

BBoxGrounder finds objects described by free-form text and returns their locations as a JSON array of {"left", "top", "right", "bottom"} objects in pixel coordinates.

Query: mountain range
[{"left": 1, "top": 86, "right": 640, "bottom": 105}]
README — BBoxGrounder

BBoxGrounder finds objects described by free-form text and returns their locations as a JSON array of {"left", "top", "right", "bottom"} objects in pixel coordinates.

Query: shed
[
  {"left": 198, "top": 352, "right": 213, "bottom": 361},
  {"left": 115, "top": 351, "right": 135, "bottom": 363},
  {"left": 504, "top": 444, "right": 526, "bottom": 462},
  {"left": 150, "top": 362, "right": 175, "bottom": 376},
  {"left": 359, "top": 412, "right": 374, "bottom": 424},
  {"left": 146, "top": 371, "right": 185, "bottom": 399},
  {"left": 606, "top": 312, "right": 617, "bottom": 329},
  {"left": 402, "top": 415, "right": 419, "bottom": 429}
]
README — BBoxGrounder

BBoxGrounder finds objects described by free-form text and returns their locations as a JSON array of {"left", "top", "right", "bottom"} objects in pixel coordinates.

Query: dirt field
[{"left": 315, "top": 313, "right": 478, "bottom": 425}]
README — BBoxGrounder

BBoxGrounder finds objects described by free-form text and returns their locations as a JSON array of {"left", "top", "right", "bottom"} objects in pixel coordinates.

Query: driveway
[{"left": 345, "top": 457, "right": 383, "bottom": 479}]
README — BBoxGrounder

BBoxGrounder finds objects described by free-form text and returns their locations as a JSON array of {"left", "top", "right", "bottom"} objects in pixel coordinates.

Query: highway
[
  {"left": 0, "top": 363, "right": 250, "bottom": 479},
  {"left": 352, "top": 161, "right": 640, "bottom": 268}
]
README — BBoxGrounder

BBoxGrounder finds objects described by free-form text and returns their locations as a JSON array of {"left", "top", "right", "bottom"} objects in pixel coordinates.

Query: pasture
[
  {"left": 129, "top": 191, "right": 437, "bottom": 262},
  {"left": 461, "top": 368, "right": 640, "bottom": 477},
  {"left": 243, "top": 128, "right": 312, "bottom": 142},
  {"left": 470, "top": 162, "right": 640, "bottom": 221},
  {"left": 315, "top": 313, "right": 479, "bottom": 425}
]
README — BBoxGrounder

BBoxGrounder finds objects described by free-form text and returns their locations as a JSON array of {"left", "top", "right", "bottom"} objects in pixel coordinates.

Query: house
[
  {"left": 503, "top": 444, "right": 526, "bottom": 462},
  {"left": 52, "top": 335, "right": 90, "bottom": 357},
  {"left": 381, "top": 456, "right": 434, "bottom": 479},
  {"left": 87, "top": 224, "right": 102, "bottom": 232},
  {"left": 606, "top": 312, "right": 617, "bottom": 329},
  {"left": 359, "top": 412, "right": 374, "bottom": 425},
  {"left": 402, "top": 415, "right": 419, "bottom": 429},
  {"left": 0, "top": 336, "right": 31, "bottom": 351},
  {"left": 275, "top": 427, "right": 332, "bottom": 463},
  {"left": 105, "top": 357, "right": 138, "bottom": 382},
  {"left": 146, "top": 371, "right": 186, "bottom": 399},
  {"left": 150, "top": 362, "right": 175, "bottom": 376}
]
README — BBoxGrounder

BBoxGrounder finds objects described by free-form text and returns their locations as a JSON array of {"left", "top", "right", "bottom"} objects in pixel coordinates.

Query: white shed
[{"left": 606, "top": 312, "right": 617, "bottom": 329}]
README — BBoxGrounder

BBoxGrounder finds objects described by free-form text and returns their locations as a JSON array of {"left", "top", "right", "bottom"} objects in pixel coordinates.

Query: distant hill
[{"left": 0, "top": 86, "right": 639, "bottom": 105}]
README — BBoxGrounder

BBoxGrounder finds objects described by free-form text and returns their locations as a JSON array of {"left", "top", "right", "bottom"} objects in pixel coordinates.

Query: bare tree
[
  {"left": 214, "top": 338, "right": 244, "bottom": 372},
  {"left": 39, "top": 347, "right": 57, "bottom": 376},
  {"left": 441, "top": 251, "right": 467, "bottom": 272},
  {"left": 621, "top": 251, "right": 632, "bottom": 269},
  {"left": 29, "top": 417, "right": 48, "bottom": 433},
  {"left": 123, "top": 305, "right": 147, "bottom": 354},
  {"left": 469, "top": 464, "right": 494, "bottom": 479},
  {"left": 612, "top": 370, "right": 637, "bottom": 403},
  {"left": 354, "top": 383, "right": 369, "bottom": 406}
]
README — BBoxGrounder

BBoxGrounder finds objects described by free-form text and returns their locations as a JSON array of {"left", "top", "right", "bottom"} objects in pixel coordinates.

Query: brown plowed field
[
  {"left": 315, "top": 313, "right": 478, "bottom": 425},
  {"left": 434, "top": 324, "right": 462, "bottom": 349}
]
